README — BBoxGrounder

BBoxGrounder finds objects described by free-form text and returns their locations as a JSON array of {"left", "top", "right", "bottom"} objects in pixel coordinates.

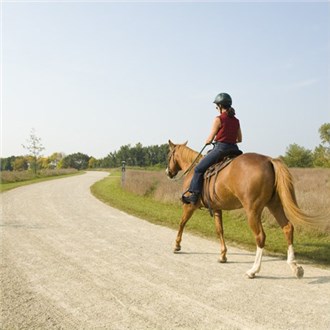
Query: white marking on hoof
[
  {"left": 287, "top": 245, "right": 304, "bottom": 279},
  {"left": 245, "top": 272, "right": 255, "bottom": 279},
  {"left": 246, "top": 246, "right": 263, "bottom": 278}
]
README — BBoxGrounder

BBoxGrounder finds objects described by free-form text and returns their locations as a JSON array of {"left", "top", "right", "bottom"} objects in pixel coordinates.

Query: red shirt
[{"left": 215, "top": 112, "right": 240, "bottom": 144}]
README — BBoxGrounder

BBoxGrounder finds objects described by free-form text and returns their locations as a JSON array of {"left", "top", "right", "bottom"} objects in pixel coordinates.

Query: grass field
[{"left": 91, "top": 167, "right": 330, "bottom": 266}]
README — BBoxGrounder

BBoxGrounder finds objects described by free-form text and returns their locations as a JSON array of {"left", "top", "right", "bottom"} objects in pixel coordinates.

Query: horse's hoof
[
  {"left": 218, "top": 257, "right": 227, "bottom": 263},
  {"left": 295, "top": 266, "right": 304, "bottom": 279},
  {"left": 245, "top": 271, "right": 255, "bottom": 279},
  {"left": 173, "top": 246, "right": 181, "bottom": 253}
]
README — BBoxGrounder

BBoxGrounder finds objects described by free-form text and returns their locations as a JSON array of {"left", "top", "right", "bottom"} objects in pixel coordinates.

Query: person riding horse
[{"left": 182, "top": 92, "right": 243, "bottom": 204}]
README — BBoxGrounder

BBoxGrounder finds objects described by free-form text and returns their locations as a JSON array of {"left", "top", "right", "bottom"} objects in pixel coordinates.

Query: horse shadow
[
  {"left": 255, "top": 275, "right": 330, "bottom": 284},
  {"left": 174, "top": 250, "right": 330, "bottom": 284}
]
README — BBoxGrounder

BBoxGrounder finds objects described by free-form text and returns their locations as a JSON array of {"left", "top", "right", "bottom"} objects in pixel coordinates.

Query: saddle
[
  {"left": 203, "top": 149, "right": 243, "bottom": 216},
  {"left": 204, "top": 149, "right": 243, "bottom": 179}
]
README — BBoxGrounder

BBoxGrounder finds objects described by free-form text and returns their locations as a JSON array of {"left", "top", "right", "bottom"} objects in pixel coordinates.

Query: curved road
[{"left": 1, "top": 171, "right": 330, "bottom": 329}]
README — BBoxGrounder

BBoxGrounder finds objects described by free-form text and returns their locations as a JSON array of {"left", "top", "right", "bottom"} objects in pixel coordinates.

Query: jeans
[{"left": 188, "top": 142, "right": 239, "bottom": 194}]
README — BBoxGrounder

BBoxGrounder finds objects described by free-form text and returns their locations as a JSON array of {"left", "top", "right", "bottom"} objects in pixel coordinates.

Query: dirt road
[{"left": 1, "top": 171, "right": 329, "bottom": 329}]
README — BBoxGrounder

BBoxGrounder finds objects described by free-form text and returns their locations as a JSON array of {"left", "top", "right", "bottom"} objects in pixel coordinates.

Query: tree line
[
  {"left": 280, "top": 123, "right": 330, "bottom": 168},
  {"left": 1, "top": 123, "right": 329, "bottom": 172},
  {"left": 0, "top": 143, "right": 169, "bottom": 171}
]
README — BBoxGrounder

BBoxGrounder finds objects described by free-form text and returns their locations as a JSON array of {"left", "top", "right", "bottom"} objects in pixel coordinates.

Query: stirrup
[{"left": 181, "top": 192, "right": 200, "bottom": 205}]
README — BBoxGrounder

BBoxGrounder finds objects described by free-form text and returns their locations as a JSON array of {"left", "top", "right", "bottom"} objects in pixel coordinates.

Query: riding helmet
[{"left": 213, "top": 93, "right": 232, "bottom": 106}]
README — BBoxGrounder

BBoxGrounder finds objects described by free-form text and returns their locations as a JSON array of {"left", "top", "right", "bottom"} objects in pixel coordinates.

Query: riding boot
[{"left": 182, "top": 192, "right": 200, "bottom": 205}]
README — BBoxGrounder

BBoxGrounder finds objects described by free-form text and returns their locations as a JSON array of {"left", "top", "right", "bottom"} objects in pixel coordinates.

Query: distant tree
[
  {"left": 96, "top": 143, "right": 169, "bottom": 169},
  {"left": 22, "top": 128, "right": 45, "bottom": 174},
  {"left": 116, "top": 145, "right": 132, "bottom": 165},
  {"left": 130, "top": 143, "right": 146, "bottom": 167},
  {"left": 62, "top": 153, "right": 90, "bottom": 170},
  {"left": 57, "top": 159, "right": 64, "bottom": 169},
  {"left": 37, "top": 157, "right": 50, "bottom": 169},
  {"left": 88, "top": 157, "right": 97, "bottom": 168},
  {"left": 319, "top": 123, "right": 330, "bottom": 145},
  {"left": 313, "top": 145, "right": 330, "bottom": 168},
  {"left": 99, "top": 152, "right": 118, "bottom": 168},
  {"left": 13, "top": 157, "right": 29, "bottom": 171},
  {"left": 313, "top": 123, "right": 330, "bottom": 168},
  {"left": 282, "top": 143, "right": 313, "bottom": 168},
  {"left": 156, "top": 144, "right": 169, "bottom": 166},
  {"left": 0, "top": 156, "right": 16, "bottom": 171},
  {"left": 48, "top": 152, "right": 65, "bottom": 169}
]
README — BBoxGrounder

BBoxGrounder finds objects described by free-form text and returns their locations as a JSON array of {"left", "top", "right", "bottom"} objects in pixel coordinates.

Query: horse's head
[{"left": 165, "top": 140, "right": 187, "bottom": 179}]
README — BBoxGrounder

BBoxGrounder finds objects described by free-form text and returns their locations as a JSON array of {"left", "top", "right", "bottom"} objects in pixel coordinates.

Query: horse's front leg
[
  {"left": 174, "top": 203, "right": 197, "bottom": 252},
  {"left": 214, "top": 210, "right": 227, "bottom": 263}
]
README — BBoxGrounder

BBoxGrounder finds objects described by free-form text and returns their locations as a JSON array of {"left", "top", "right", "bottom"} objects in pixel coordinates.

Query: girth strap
[{"left": 202, "top": 153, "right": 242, "bottom": 216}]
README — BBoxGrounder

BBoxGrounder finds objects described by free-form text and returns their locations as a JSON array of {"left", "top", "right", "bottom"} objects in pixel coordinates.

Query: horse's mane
[{"left": 178, "top": 144, "right": 203, "bottom": 163}]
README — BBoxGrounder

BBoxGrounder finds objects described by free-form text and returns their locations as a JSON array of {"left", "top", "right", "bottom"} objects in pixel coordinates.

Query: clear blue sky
[{"left": 1, "top": 0, "right": 329, "bottom": 158}]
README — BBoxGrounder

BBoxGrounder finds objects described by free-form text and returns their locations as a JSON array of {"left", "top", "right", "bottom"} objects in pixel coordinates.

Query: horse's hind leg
[
  {"left": 245, "top": 208, "right": 266, "bottom": 279},
  {"left": 214, "top": 210, "right": 227, "bottom": 263},
  {"left": 174, "top": 204, "right": 197, "bottom": 253},
  {"left": 267, "top": 198, "right": 304, "bottom": 279}
]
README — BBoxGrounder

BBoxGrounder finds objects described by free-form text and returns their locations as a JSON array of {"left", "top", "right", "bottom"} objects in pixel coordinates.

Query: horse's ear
[
  {"left": 183, "top": 140, "right": 188, "bottom": 146},
  {"left": 168, "top": 140, "right": 175, "bottom": 149}
]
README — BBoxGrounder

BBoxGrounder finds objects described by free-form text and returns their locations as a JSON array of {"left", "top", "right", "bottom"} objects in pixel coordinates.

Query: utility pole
[{"left": 121, "top": 160, "right": 126, "bottom": 187}]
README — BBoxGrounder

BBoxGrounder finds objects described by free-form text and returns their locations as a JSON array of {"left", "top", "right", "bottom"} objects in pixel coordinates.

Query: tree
[
  {"left": 319, "top": 123, "right": 330, "bottom": 145},
  {"left": 96, "top": 143, "right": 169, "bottom": 169},
  {"left": 116, "top": 145, "right": 132, "bottom": 165},
  {"left": 13, "top": 157, "right": 29, "bottom": 171},
  {"left": 130, "top": 143, "right": 146, "bottom": 167},
  {"left": 88, "top": 157, "right": 97, "bottom": 168},
  {"left": 99, "top": 152, "right": 118, "bottom": 168},
  {"left": 37, "top": 157, "right": 50, "bottom": 169},
  {"left": 313, "top": 145, "right": 330, "bottom": 168},
  {"left": 48, "top": 152, "right": 65, "bottom": 169},
  {"left": 0, "top": 156, "right": 16, "bottom": 171},
  {"left": 22, "top": 128, "right": 45, "bottom": 174},
  {"left": 282, "top": 143, "right": 313, "bottom": 168},
  {"left": 313, "top": 123, "right": 330, "bottom": 168},
  {"left": 62, "top": 153, "right": 90, "bottom": 170}
]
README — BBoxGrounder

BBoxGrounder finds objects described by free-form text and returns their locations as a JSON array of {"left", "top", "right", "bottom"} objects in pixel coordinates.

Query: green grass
[
  {"left": 91, "top": 173, "right": 330, "bottom": 267},
  {"left": 0, "top": 171, "right": 84, "bottom": 192}
]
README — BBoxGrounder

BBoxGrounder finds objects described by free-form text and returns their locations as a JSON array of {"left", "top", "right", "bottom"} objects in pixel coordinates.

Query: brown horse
[{"left": 166, "top": 140, "right": 327, "bottom": 279}]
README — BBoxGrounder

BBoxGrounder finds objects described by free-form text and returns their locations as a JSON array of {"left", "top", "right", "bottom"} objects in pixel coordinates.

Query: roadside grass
[
  {"left": 0, "top": 169, "right": 83, "bottom": 192},
  {"left": 91, "top": 171, "right": 330, "bottom": 267}
]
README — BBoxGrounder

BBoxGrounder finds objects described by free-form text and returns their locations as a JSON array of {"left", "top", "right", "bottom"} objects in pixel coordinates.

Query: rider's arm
[
  {"left": 205, "top": 117, "right": 221, "bottom": 145},
  {"left": 237, "top": 127, "right": 243, "bottom": 143}
]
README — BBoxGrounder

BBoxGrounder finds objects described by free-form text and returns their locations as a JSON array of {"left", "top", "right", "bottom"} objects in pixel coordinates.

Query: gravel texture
[{"left": 1, "top": 171, "right": 329, "bottom": 329}]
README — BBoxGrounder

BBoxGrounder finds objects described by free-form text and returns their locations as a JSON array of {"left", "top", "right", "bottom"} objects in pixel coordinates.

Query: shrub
[{"left": 0, "top": 169, "right": 78, "bottom": 184}]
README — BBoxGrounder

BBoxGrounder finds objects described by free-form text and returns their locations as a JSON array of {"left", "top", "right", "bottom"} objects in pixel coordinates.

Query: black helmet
[{"left": 213, "top": 93, "right": 232, "bottom": 106}]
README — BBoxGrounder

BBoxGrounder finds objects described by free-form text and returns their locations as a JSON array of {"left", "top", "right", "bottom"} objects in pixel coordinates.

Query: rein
[{"left": 171, "top": 144, "right": 209, "bottom": 181}]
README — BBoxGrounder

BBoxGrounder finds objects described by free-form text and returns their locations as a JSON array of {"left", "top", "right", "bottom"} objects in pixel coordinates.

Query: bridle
[{"left": 167, "top": 144, "right": 209, "bottom": 181}]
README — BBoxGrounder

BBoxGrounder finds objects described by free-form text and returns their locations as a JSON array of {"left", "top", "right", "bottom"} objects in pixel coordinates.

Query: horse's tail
[{"left": 270, "top": 158, "right": 328, "bottom": 231}]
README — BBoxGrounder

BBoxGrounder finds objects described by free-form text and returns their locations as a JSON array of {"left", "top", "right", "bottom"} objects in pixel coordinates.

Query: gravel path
[{"left": 1, "top": 171, "right": 329, "bottom": 329}]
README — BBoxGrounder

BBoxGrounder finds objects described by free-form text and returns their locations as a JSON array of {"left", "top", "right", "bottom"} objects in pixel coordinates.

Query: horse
[{"left": 166, "top": 140, "right": 327, "bottom": 279}]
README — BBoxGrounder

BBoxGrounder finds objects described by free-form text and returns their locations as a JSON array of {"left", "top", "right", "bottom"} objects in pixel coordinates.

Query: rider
[{"left": 182, "top": 92, "right": 243, "bottom": 205}]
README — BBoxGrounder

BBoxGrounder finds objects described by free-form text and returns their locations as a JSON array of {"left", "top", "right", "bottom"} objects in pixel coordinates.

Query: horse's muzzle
[{"left": 165, "top": 168, "right": 175, "bottom": 179}]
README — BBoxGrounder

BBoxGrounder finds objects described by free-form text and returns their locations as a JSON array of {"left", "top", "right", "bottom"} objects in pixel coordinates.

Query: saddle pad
[{"left": 204, "top": 154, "right": 240, "bottom": 179}]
